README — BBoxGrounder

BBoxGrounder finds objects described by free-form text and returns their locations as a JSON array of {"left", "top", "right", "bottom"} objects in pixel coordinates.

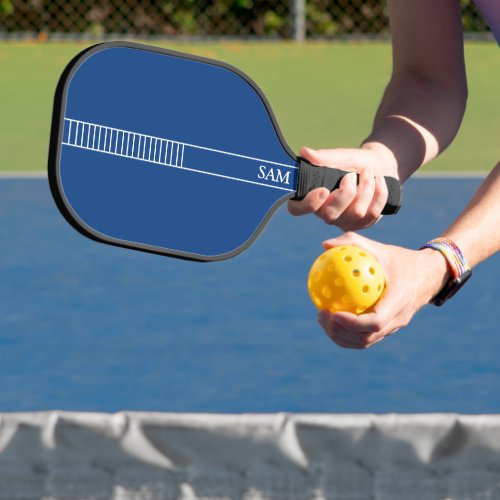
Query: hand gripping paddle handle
[{"left": 293, "top": 158, "right": 402, "bottom": 215}]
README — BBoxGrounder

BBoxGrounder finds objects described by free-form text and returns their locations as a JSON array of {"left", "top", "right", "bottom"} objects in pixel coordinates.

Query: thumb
[
  {"left": 321, "top": 233, "right": 389, "bottom": 272},
  {"left": 322, "top": 231, "right": 368, "bottom": 250},
  {"left": 299, "top": 146, "right": 325, "bottom": 166},
  {"left": 299, "top": 147, "right": 365, "bottom": 170}
]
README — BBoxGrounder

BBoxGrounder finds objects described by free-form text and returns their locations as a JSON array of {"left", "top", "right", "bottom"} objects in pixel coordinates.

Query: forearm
[
  {"left": 361, "top": 0, "right": 467, "bottom": 183},
  {"left": 418, "top": 162, "right": 500, "bottom": 304},
  {"left": 441, "top": 162, "right": 500, "bottom": 267},
  {"left": 363, "top": 73, "right": 467, "bottom": 182}
]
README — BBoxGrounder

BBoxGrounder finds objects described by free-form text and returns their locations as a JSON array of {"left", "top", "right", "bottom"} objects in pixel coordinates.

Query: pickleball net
[{"left": 1, "top": 412, "right": 500, "bottom": 499}]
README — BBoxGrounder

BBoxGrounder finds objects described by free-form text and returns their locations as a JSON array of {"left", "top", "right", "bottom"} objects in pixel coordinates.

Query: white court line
[
  {"left": 0, "top": 171, "right": 488, "bottom": 180},
  {"left": 0, "top": 172, "right": 48, "bottom": 178},
  {"left": 414, "top": 171, "right": 487, "bottom": 178},
  {"left": 0, "top": 171, "right": 488, "bottom": 181}
]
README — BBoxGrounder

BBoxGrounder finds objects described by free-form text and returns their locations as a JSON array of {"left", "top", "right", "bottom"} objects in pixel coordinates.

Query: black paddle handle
[{"left": 293, "top": 158, "right": 402, "bottom": 215}]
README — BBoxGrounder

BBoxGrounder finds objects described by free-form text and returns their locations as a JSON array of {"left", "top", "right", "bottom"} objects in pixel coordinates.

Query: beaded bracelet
[
  {"left": 421, "top": 238, "right": 472, "bottom": 306},
  {"left": 421, "top": 238, "right": 470, "bottom": 278}
]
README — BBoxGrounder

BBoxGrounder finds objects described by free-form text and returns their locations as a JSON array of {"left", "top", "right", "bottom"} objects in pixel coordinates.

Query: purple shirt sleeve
[{"left": 473, "top": 0, "right": 500, "bottom": 45}]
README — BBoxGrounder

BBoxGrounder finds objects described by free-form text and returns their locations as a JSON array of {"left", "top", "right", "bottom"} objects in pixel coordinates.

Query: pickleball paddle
[{"left": 48, "top": 41, "right": 401, "bottom": 261}]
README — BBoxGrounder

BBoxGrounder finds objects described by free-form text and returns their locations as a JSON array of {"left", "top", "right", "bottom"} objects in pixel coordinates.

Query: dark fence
[{"left": 0, "top": 0, "right": 490, "bottom": 39}]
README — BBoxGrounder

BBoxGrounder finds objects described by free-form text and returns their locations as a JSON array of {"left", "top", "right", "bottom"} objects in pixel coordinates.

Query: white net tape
[{"left": 0, "top": 412, "right": 500, "bottom": 499}]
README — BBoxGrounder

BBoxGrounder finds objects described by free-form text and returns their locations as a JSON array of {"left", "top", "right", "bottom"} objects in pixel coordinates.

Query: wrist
[
  {"left": 418, "top": 248, "right": 453, "bottom": 303},
  {"left": 361, "top": 141, "right": 399, "bottom": 178}
]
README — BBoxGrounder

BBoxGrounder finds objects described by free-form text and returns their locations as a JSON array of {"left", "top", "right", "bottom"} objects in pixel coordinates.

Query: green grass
[{"left": 0, "top": 41, "right": 497, "bottom": 172}]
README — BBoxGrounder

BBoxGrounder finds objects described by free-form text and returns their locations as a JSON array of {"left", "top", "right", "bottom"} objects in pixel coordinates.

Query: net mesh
[{"left": 1, "top": 412, "right": 500, "bottom": 499}]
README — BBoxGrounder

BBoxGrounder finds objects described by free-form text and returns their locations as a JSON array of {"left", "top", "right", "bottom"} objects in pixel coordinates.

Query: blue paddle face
[{"left": 50, "top": 42, "right": 297, "bottom": 261}]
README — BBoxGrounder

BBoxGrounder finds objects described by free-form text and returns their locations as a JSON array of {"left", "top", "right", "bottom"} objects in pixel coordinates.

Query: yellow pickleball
[{"left": 308, "top": 245, "right": 385, "bottom": 314}]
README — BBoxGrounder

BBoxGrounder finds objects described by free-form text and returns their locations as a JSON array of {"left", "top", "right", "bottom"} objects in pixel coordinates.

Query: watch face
[{"left": 432, "top": 269, "right": 472, "bottom": 306}]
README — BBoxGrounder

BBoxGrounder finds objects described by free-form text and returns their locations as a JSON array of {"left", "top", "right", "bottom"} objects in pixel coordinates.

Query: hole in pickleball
[
  {"left": 378, "top": 284, "right": 382, "bottom": 291},
  {"left": 369, "top": 267, "right": 376, "bottom": 275},
  {"left": 359, "top": 252, "right": 367, "bottom": 257},
  {"left": 313, "top": 294, "right": 322, "bottom": 307},
  {"left": 334, "top": 277, "right": 344, "bottom": 287},
  {"left": 344, "top": 256, "right": 352, "bottom": 262},
  {"left": 313, "top": 271, "right": 321, "bottom": 282},
  {"left": 362, "top": 285, "right": 369, "bottom": 293},
  {"left": 342, "top": 295, "right": 351, "bottom": 304},
  {"left": 356, "top": 306, "right": 366, "bottom": 314},
  {"left": 322, "top": 286, "right": 332, "bottom": 299},
  {"left": 352, "top": 269, "right": 360, "bottom": 277}
]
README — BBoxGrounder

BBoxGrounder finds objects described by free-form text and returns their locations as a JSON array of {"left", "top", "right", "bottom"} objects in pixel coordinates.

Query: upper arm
[{"left": 387, "top": 0, "right": 467, "bottom": 87}]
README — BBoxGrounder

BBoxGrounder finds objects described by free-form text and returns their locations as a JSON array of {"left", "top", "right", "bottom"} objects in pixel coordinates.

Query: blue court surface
[{"left": 0, "top": 176, "right": 498, "bottom": 413}]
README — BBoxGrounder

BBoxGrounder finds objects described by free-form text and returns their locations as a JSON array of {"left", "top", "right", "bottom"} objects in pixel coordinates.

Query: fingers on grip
[{"left": 294, "top": 158, "right": 401, "bottom": 215}]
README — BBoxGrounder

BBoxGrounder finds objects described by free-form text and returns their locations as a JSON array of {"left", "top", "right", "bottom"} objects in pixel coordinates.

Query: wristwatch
[{"left": 421, "top": 238, "right": 472, "bottom": 306}]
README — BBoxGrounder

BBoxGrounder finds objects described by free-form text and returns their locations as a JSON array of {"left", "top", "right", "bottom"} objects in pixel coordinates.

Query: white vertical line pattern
[
  {"left": 158, "top": 140, "right": 163, "bottom": 165},
  {"left": 166, "top": 141, "right": 170, "bottom": 165},
  {"left": 60, "top": 118, "right": 296, "bottom": 192}
]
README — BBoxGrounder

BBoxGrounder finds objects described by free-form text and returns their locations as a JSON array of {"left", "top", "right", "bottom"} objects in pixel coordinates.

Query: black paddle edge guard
[
  {"left": 48, "top": 41, "right": 297, "bottom": 262},
  {"left": 293, "top": 158, "right": 402, "bottom": 215}
]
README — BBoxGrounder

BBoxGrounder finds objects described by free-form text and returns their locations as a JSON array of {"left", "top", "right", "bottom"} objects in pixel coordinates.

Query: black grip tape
[
  {"left": 292, "top": 158, "right": 402, "bottom": 215},
  {"left": 381, "top": 175, "right": 402, "bottom": 215}
]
